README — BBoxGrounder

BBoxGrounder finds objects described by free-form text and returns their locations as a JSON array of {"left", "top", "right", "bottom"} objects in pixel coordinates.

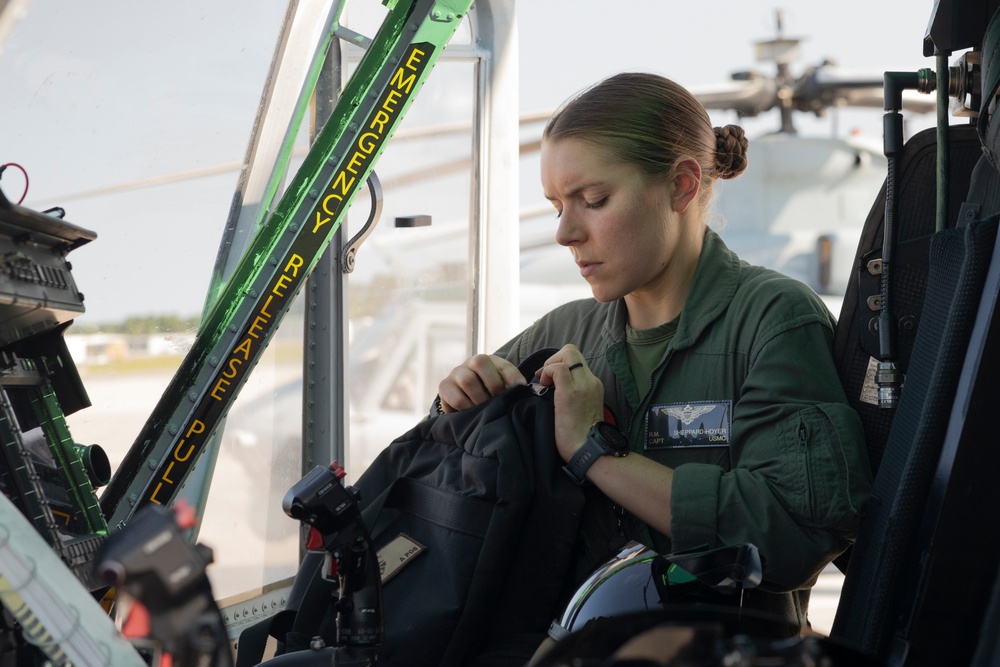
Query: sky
[
  {"left": 0, "top": 1, "right": 943, "bottom": 324},
  {"left": 518, "top": 1, "right": 936, "bottom": 138}
]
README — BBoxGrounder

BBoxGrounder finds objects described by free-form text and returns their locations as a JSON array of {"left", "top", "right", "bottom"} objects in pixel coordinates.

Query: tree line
[{"left": 70, "top": 315, "right": 200, "bottom": 335}]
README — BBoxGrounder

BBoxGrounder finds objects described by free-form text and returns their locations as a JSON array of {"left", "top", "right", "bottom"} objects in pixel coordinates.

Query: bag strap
[
  {"left": 235, "top": 615, "right": 274, "bottom": 667},
  {"left": 362, "top": 476, "right": 494, "bottom": 539},
  {"left": 517, "top": 347, "right": 558, "bottom": 381},
  {"left": 282, "top": 552, "right": 339, "bottom": 652},
  {"left": 235, "top": 568, "right": 322, "bottom": 667}
]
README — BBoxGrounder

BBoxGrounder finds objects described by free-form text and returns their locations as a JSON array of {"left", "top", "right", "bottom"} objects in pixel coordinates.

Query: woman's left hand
[{"left": 536, "top": 344, "right": 606, "bottom": 462}]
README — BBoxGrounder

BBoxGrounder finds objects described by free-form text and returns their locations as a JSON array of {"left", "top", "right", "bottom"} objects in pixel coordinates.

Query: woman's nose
[{"left": 555, "top": 210, "right": 582, "bottom": 247}]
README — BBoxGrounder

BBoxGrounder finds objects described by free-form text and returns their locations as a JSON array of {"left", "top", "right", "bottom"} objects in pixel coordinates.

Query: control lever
[
  {"left": 261, "top": 462, "right": 384, "bottom": 666},
  {"left": 95, "top": 502, "right": 232, "bottom": 667}
]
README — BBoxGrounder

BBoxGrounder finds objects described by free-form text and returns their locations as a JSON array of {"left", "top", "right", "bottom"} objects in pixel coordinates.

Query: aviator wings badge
[{"left": 662, "top": 403, "right": 716, "bottom": 425}]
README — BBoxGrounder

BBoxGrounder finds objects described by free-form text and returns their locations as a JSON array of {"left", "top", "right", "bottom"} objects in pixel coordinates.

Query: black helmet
[
  {"left": 537, "top": 542, "right": 851, "bottom": 667},
  {"left": 548, "top": 542, "right": 662, "bottom": 643},
  {"left": 549, "top": 540, "right": 767, "bottom": 642}
]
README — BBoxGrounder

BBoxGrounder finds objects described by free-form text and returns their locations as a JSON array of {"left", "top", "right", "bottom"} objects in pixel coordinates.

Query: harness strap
[
  {"left": 377, "top": 477, "right": 494, "bottom": 538},
  {"left": 960, "top": 6, "right": 1000, "bottom": 225},
  {"left": 978, "top": 6, "right": 1000, "bottom": 168}
]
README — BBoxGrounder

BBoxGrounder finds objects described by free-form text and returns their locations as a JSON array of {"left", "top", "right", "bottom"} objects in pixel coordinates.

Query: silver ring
[{"left": 568, "top": 362, "right": 584, "bottom": 371}]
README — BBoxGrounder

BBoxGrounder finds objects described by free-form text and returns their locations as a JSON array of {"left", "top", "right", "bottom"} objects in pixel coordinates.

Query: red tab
[
  {"left": 172, "top": 499, "right": 198, "bottom": 530},
  {"left": 306, "top": 527, "right": 324, "bottom": 550},
  {"left": 122, "top": 600, "right": 151, "bottom": 638},
  {"left": 330, "top": 460, "right": 346, "bottom": 479}
]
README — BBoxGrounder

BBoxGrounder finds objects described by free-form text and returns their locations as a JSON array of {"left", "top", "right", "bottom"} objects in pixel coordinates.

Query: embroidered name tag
[
  {"left": 645, "top": 401, "right": 732, "bottom": 449},
  {"left": 377, "top": 533, "right": 426, "bottom": 585}
]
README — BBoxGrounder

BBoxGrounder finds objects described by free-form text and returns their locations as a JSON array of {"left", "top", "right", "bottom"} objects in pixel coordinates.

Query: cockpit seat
[{"left": 829, "top": 4, "right": 1000, "bottom": 664}]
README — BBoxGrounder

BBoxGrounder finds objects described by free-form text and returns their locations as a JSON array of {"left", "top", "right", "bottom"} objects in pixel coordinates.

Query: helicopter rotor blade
[
  {"left": 791, "top": 65, "right": 936, "bottom": 115},
  {"left": 689, "top": 77, "right": 779, "bottom": 117}
]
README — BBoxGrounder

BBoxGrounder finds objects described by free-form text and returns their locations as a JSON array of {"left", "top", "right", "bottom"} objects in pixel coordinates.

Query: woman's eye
[{"left": 584, "top": 197, "right": 608, "bottom": 210}]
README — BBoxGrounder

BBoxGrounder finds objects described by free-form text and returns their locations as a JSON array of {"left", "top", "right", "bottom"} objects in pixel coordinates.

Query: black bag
[{"left": 242, "top": 350, "right": 585, "bottom": 667}]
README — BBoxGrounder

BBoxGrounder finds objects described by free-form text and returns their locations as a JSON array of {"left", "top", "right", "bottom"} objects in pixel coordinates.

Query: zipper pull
[{"left": 608, "top": 505, "right": 629, "bottom": 551}]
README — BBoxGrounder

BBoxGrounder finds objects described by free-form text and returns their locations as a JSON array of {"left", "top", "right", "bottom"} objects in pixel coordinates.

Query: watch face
[{"left": 595, "top": 422, "right": 629, "bottom": 454}]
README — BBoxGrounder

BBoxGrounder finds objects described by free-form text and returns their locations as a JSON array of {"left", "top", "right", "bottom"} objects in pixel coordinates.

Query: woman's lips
[{"left": 578, "top": 261, "right": 600, "bottom": 278}]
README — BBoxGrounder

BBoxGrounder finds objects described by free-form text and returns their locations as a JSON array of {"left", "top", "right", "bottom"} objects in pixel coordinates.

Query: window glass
[
  {"left": 0, "top": 1, "right": 478, "bottom": 604},
  {"left": 2, "top": 1, "right": 297, "bottom": 602},
  {"left": 339, "top": 53, "right": 475, "bottom": 477}
]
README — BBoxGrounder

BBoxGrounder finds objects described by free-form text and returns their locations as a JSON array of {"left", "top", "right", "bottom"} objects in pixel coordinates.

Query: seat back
[
  {"left": 830, "top": 5, "right": 1000, "bottom": 662},
  {"left": 891, "top": 218, "right": 1000, "bottom": 666},
  {"left": 832, "top": 215, "right": 998, "bottom": 659},
  {"left": 832, "top": 125, "right": 982, "bottom": 475}
]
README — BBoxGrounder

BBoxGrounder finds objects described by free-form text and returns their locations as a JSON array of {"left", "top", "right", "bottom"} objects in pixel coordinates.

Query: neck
[{"left": 625, "top": 224, "right": 705, "bottom": 330}]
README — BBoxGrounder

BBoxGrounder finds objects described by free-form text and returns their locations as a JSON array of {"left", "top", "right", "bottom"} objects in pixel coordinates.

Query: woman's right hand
[{"left": 437, "top": 354, "right": 526, "bottom": 413}]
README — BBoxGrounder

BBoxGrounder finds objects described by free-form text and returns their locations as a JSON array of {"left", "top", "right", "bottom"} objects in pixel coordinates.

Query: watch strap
[{"left": 562, "top": 437, "right": 606, "bottom": 485}]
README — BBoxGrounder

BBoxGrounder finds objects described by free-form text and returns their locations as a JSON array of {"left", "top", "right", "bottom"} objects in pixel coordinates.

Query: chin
[{"left": 588, "top": 286, "right": 623, "bottom": 304}]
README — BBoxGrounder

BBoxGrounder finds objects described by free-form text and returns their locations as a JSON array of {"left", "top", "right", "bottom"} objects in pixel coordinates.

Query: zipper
[
  {"left": 608, "top": 504, "right": 630, "bottom": 552},
  {"left": 799, "top": 419, "right": 814, "bottom": 520}
]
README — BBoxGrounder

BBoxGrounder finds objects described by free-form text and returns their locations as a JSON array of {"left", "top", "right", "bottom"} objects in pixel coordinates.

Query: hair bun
[{"left": 713, "top": 125, "right": 749, "bottom": 179}]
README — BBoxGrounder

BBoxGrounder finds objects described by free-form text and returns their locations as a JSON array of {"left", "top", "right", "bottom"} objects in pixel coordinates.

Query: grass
[
  {"left": 75, "top": 340, "right": 305, "bottom": 376},
  {"left": 76, "top": 355, "right": 185, "bottom": 376}
]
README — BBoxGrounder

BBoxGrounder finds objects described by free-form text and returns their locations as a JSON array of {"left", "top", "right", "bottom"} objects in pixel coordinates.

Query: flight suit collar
[
  {"left": 600, "top": 227, "right": 742, "bottom": 349},
  {"left": 673, "top": 228, "right": 742, "bottom": 350}
]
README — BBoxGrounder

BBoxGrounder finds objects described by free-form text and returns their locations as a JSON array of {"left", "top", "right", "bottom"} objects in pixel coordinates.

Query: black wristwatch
[{"left": 563, "top": 421, "right": 629, "bottom": 485}]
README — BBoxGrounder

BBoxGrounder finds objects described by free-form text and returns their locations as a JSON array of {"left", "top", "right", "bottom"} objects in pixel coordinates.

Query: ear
[{"left": 670, "top": 158, "right": 702, "bottom": 213}]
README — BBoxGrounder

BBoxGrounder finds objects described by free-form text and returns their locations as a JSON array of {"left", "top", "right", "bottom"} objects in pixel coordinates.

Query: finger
[
  {"left": 437, "top": 386, "right": 464, "bottom": 413},
  {"left": 491, "top": 355, "right": 528, "bottom": 389},
  {"left": 438, "top": 381, "right": 484, "bottom": 413},
  {"left": 438, "top": 366, "right": 488, "bottom": 412},
  {"left": 539, "top": 344, "right": 585, "bottom": 371},
  {"left": 466, "top": 354, "right": 514, "bottom": 397},
  {"left": 441, "top": 354, "right": 523, "bottom": 412},
  {"left": 538, "top": 359, "right": 585, "bottom": 387},
  {"left": 538, "top": 350, "right": 589, "bottom": 387}
]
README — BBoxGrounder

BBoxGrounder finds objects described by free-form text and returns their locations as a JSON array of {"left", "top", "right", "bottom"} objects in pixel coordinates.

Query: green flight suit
[{"left": 495, "top": 228, "right": 873, "bottom": 629}]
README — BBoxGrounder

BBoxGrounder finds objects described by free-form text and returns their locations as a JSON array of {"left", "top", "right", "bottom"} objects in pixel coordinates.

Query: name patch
[
  {"left": 645, "top": 401, "right": 732, "bottom": 449},
  {"left": 377, "top": 533, "right": 426, "bottom": 585}
]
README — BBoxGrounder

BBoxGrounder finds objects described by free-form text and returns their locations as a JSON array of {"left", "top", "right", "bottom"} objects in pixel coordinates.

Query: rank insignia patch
[{"left": 645, "top": 401, "right": 732, "bottom": 449}]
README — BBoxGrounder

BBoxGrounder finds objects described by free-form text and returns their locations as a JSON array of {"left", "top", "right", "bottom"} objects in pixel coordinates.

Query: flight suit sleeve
[
  {"left": 670, "top": 318, "right": 873, "bottom": 592},
  {"left": 494, "top": 333, "right": 528, "bottom": 367}
]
